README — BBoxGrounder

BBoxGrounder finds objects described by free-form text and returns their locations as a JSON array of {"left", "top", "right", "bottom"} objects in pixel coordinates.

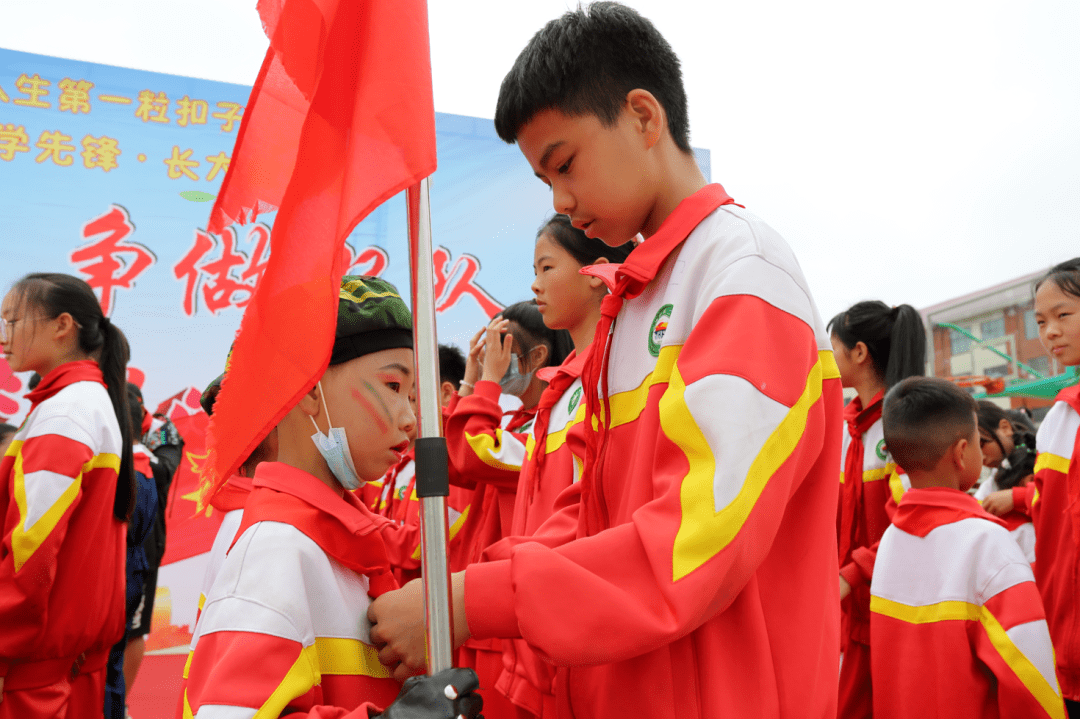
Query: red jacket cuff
[
  {"left": 472, "top": 380, "right": 503, "bottom": 403},
  {"left": 839, "top": 562, "right": 865, "bottom": 590},
  {"left": 1012, "top": 485, "right": 1033, "bottom": 515},
  {"left": 464, "top": 560, "right": 519, "bottom": 640},
  {"left": 0, "top": 659, "right": 8, "bottom": 677}
]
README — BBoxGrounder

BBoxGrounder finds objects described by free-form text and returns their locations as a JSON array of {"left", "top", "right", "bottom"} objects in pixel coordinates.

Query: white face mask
[{"left": 309, "top": 381, "right": 363, "bottom": 490}]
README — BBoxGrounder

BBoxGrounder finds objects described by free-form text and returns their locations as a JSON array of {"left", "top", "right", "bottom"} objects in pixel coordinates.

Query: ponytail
[
  {"left": 828, "top": 300, "right": 926, "bottom": 388},
  {"left": 12, "top": 273, "right": 135, "bottom": 521}
]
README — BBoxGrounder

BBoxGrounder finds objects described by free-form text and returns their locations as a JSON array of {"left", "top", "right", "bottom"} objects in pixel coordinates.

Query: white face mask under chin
[{"left": 309, "top": 381, "right": 364, "bottom": 490}]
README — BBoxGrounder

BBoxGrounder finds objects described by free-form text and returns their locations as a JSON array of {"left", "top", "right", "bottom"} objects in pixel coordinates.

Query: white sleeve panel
[
  {"left": 1005, "top": 619, "right": 1060, "bottom": 694},
  {"left": 681, "top": 373, "right": 789, "bottom": 514},
  {"left": 1036, "top": 401, "right": 1080, "bottom": 459},
  {"left": 195, "top": 705, "right": 258, "bottom": 719},
  {"left": 197, "top": 521, "right": 375, "bottom": 646},
  {"left": 21, "top": 470, "right": 77, "bottom": 530}
]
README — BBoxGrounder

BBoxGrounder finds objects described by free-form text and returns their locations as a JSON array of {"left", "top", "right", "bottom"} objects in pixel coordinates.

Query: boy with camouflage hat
[{"left": 178, "top": 276, "right": 418, "bottom": 718}]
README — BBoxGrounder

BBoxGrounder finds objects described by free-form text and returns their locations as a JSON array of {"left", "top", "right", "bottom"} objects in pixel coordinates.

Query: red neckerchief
[
  {"left": 506, "top": 405, "right": 538, "bottom": 433},
  {"left": 25, "top": 360, "right": 106, "bottom": 412},
  {"left": 891, "top": 486, "right": 1006, "bottom": 538},
  {"left": 210, "top": 473, "right": 254, "bottom": 513},
  {"left": 1055, "top": 385, "right": 1080, "bottom": 543},
  {"left": 377, "top": 448, "right": 416, "bottom": 519},
  {"left": 837, "top": 391, "right": 884, "bottom": 566},
  {"left": 523, "top": 347, "right": 590, "bottom": 505},
  {"left": 133, "top": 444, "right": 154, "bottom": 478},
  {"left": 232, "top": 462, "right": 399, "bottom": 597},
  {"left": 577, "top": 184, "right": 740, "bottom": 532}
]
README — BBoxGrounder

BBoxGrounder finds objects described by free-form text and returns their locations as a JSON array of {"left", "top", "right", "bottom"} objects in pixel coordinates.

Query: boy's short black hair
[
  {"left": 494, "top": 1, "right": 691, "bottom": 153},
  {"left": 0, "top": 423, "right": 17, "bottom": 442},
  {"left": 883, "top": 377, "right": 978, "bottom": 471},
  {"left": 438, "top": 344, "right": 466, "bottom": 389}
]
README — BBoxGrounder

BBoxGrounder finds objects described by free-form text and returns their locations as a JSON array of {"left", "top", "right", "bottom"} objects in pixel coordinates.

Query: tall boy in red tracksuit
[{"left": 368, "top": 4, "right": 844, "bottom": 717}]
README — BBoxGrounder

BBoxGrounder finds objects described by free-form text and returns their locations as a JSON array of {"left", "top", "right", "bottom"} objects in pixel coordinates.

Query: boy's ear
[
  {"left": 296, "top": 382, "right": 322, "bottom": 420},
  {"left": 587, "top": 257, "right": 610, "bottom": 289},
  {"left": 625, "top": 89, "right": 664, "bottom": 150},
  {"left": 951, "top": 436, "right": 969, "bottom": 471},
  {"left": 440, "top": 381, "right": 456, "bottom": 408}
]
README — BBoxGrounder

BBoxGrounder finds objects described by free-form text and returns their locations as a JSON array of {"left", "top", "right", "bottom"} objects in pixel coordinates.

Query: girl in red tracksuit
[
  {"left": 829, "top": 300, "right": 926, "bottom": 719},
  {"left": 443, "top": 300, "right": 571, "bottom": 719},
  {"left": 1024, "top": 258, "right": 1080, "bottom": 716},
  {"left": 0, "top": 273, "right": 135, "bottom": 719},
  {"left": 481, "top": 216, "right": 633, "bottom": 719}
]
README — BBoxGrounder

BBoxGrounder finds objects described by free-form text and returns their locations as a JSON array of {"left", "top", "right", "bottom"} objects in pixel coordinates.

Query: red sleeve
[
  {"left": 444, "top": 380, "right": 528, "bottom": 491},
  {"left": 1012, "top": 484, "right": 1036, "bottom": 516},
  {"left": 482, "top": 482, "right": 583, "bottom": 563},
  {"left": 0, "top": 432, "right": 97, "bottom": 672},
  {"left": 840, "top": 493, "right": 899, "bottom": 589},
  {"left": 465, "top": 293, "right": 841, "bottom": 665},
  {"left": 975, "top": 582, "right": 1065, "bottom": 718},
  {"left": 181, "top": 631, "right": 396, "bottom": 719}
]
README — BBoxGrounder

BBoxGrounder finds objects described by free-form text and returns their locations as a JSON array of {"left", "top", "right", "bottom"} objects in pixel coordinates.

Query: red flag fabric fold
[{"left": 202, "top": 0, "right": 437, "bottom": 505}]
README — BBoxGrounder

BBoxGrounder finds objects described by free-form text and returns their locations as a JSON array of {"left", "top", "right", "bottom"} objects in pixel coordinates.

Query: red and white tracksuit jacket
[
  {"left": 974, "top": 475, "right": 1035, "bottom": 564},
  {"left": 366, "top": 449, "right": 470, "bottom": 585},
  {"left": 444, "top": 390, "right": 536, "bottom": 719},
  {"left": 870, "top": 487, "right": 1064, "bottom": 719},
  {"left": 465, "top": 184, "right": 844, "bottom": 718},
  {"left": 178, "top": 462, "right": 401, "bottom": 719},
  {"left": 1025, "top": 386, "right": 1080, "bottom": 701},
  {"left": 0, "top": 360, "right": 126, "bottom": 718},
  {"left": 196, "top": 472, "right": 254, "bottom": 621},
  {"left": 483, "top": 350, "right": 589, "bottom": 719}
]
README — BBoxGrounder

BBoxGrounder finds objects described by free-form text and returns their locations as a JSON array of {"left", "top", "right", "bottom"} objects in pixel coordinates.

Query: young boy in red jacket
[
  {"left": 180, "top": 276, "right": 484, "bottom": 719},
  {"left": 871, "top": 377, "right": 1063, "bottom": 719},
  {"left": 369, "top": 4, "right": 844, "bottom": 717}
]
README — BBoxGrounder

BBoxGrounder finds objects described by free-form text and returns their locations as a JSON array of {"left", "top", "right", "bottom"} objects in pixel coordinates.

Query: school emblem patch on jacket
[
  {"left": 567, "top": 387, "right": 583, "bottom": 415},
  {"left": 876, "top": 439, "right": 888, "bottom": 461},
  {"left": 649, "top": 304, "right": 674, "bottom": 357}
]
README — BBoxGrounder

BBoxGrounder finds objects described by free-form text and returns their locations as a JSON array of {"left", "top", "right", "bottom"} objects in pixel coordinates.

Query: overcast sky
[{"left": 1, "top": 0, "right": 1077, "bottom": 322}]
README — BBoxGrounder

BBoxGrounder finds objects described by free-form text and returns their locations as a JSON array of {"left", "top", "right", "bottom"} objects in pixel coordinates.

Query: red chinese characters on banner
[
  {"left": 342, "top": 243, "right": 388, "bottom": 277},
  {"left": 0, "top": 357, "right": 26, "bottom": 423},
  {"left": 173, "top": 224, "right": 271, "bottom": 316},
  {"left": 432, "top": 246, "right": 503, "bottom": 317},
  {"left": 69, "top": 205, "right": 156, "bottom": 316}
]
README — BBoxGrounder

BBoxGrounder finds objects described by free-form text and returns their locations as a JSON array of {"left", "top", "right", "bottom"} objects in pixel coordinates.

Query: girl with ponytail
[
  {"left": 0, "top": 272, "right": 132, "bottom": 717},
  {"left": 829, "top": 300, "right": 926, "bottom": 719}
]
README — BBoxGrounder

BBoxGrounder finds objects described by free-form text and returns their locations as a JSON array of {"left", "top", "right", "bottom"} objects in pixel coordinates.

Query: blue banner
[{"left": 0, "top": 48, "right": 709, "bottom": 419}]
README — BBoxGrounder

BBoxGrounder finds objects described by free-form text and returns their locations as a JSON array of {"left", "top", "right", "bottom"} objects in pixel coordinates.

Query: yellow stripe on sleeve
[
  {"left": 253, "top": 643, "right": 321, "bottom": 719},
  {"left": 668, "top": 350, "right": 837, "bottom": 581},
  {"left": 12, "top": 446, "right": 120, "bottom": 572},
  {"left": 1034, "top": 452, "right": 1070, "bottom": 476},
  {"left": 313, "top": 637, "right": 392, "bottom": 678},
  {"left": 463, "top": 429, "right": 523, "bottom": 472},
  {"left": 871, "top": 596, "right": 1064, "bottom": 719}
]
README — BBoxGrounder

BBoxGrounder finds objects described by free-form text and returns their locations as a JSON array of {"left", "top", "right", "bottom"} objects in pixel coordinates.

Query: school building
[{"left": 920, "top": 267, "right": 1063, "bottom": 419}]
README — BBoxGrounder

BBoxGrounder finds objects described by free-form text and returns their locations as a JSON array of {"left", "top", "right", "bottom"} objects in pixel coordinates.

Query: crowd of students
[{"left": 2, "top": 2, "right": 1079, "bottom": 719}]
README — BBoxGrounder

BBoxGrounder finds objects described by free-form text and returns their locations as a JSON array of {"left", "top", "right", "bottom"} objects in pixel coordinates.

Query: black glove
[{"left": 372, "top": 667, "right": 484, "bottom": 719}]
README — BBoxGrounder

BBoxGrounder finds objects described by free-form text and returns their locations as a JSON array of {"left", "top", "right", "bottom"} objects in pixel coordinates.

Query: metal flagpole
[{"left": 406, "top": 177, "right": 455, "bottom": 674}]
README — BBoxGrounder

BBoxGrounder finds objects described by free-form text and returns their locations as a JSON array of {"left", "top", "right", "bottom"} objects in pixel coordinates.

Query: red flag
[{"left": 201, "top": 0, "right": 437, "bottom": 504}]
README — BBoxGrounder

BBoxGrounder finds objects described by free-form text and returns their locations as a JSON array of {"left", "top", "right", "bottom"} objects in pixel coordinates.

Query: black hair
[
  {"left": 127, "top": 382, "right": 145, "bottom": 443},
  {"left": 828, "top": 301, "right": 926, "bottom": 388},
  {"left": 537, "top": 215, "right": 635, "bottom": 266},
  {"left": 494, "top": 2, "right": 691, "bottom": 153},
  {"left": 438, "top": 344, "right": 467, "bottom": 389},
  {"left": 27, "top": 373, "right": 41, "bottom": 391},
  {"left": 883, "top": 377, "right": 978, "bottom": 472},
  {"left": 0, "top": 423, "right": 17, "bottom": 444},
  {"left": 500, "top": 300, "right": 573, "bottom": 368},
  {"left": 11, "top": 273, "right": 134, "bottom": 520},
  {"left": 977, "top": 400, "right": 1038, "bottom": 490},
  {"left": 1035, "top": 257, "right": 1080, "bottom": 300}
]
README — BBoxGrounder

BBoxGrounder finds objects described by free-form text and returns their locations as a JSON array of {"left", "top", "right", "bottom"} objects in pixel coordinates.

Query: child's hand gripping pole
[{"left": 406, "top": 178, "right": 455, "bottom": 674}]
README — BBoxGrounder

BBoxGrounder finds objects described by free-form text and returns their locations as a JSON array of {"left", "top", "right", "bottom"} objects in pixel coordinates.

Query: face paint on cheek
[
  {"left": 350, "top": 387, "right": 390, "bottom": 434},
  {"left": 363, "top": 379, "right": 396, "bottom": 425}
]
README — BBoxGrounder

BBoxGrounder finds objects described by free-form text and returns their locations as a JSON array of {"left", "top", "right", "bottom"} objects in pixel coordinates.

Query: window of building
[
  {"left": 984, "top": 363, "right": 1010, "bottom": 378},
  {"left": 1027, "top": 355, "right": 1050, "bottom": 376},
  {"left": 1024, "top": 310, "right": 1039, "bottom": 340},
  {"left": 981, "top": 317, "right": 1005, "bottom": 340},
  {"left": 950, "top": 328, "right": 971, "bottom": 354}
]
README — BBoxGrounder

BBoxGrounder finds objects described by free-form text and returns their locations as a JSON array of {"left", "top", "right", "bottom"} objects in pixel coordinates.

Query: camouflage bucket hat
[{"left": 331, "top": 275, "right": 413, "bottom": 365}]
